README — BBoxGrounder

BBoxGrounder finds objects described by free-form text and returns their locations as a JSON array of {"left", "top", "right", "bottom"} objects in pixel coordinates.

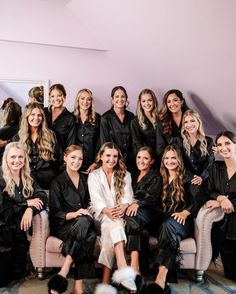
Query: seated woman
[
  {"left": 88, "top": 142, "right": 137, "bottom": 292},
  {"left": 181, "top": 109, "right": 214, "bottom": 186},
  {"left": 0, "top": 142, "right": 47, "bottom": 287},
  {"left": 146, "top": 145, "right": 201, "bottom": 294},
  {"left": 125, "top": 146, "right": 163, "bottom": 274},
  {"left": 204, "top": 131, "right": 236, "bottom": 281},
  {"left": 17, "top": 102, "right": 58, "bottom": 189},
  {"left": 0, "top": 100, "right": 22, "bottom": 161},
  {"left": 48, "top": 145, "right": 96, "bottom": 294}
]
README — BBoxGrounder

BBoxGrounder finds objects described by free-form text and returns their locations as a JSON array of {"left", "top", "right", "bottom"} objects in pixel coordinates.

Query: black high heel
[
  {"left": 145, "top": 282, "right": 171, "bottom": 294},
  {"left": 47, "top": 274, "right": 68, "bottom": 294}
]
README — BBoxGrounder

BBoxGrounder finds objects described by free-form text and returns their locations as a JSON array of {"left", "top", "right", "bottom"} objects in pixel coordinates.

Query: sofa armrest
[
  {"left": 29, "top": 210, "right": 50, "bottom": 269},
  {"left": 194, "top": 206, "right": 224, "bottom": 270}
]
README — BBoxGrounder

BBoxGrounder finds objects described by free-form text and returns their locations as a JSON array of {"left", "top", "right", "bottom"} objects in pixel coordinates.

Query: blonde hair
[
  {"left": 2, "top": 142, "right": 34, "bottom": 198},
  {"left": 18, "top": 103, "right": 55, "bottom": 161},
  {"left": 73, "top": 89, "right": 96, "bottom": 125},
  {"left": 160, "top": 145, "right": 185, "bottom": 213},
  {"left": 95, "top": 142, "right": 127, "bottom": 203},
  {"left": 136, "top": 89, "right": 159, "bottom": 129},
  {"left": 181, "top": 109, "right": 207, "bottom": 156}
]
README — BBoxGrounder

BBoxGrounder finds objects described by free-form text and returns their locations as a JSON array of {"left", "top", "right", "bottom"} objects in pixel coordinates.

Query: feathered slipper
[
  {"left": 95, "top": 283, "right": 118, "bottom": 294},
  {"left": 112, "top": 266, "right": 137, "bottom": 292},
  {"left": 47, "top": 274, "right": 68, "bottom": 294}
]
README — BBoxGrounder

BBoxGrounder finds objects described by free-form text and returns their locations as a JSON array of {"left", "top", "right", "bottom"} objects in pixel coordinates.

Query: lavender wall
[{"left": 0, "top": 0, "right": 236, "bottom": 135}]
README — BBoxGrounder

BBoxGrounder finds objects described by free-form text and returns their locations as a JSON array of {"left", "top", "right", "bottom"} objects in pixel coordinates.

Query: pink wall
[{"left": 0, "top": 0, "right": 236, "bottom": 135}]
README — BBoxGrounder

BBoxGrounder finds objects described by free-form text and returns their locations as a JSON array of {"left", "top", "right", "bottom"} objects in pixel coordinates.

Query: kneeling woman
[
  {"left": 49, "top": 145, "right": 96, "bottom": 294},
  {"left": 146, "top": 145, "right": 200, "bottom": 294},
  {"left": 88, "top": 142, "right": 137, "bottom": 292},
  {"left": 0, "top": 142, "right": 47, "bottom": 287}
]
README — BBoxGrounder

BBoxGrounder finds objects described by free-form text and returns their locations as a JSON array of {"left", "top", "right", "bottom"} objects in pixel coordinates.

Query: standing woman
[
  {"left": 204, "top": 131, "right": 236, "bottom": 281},
  {"left": 181, "top": 109, "right": 214, "bottom": 186},
  {"left": 146, "top": 145, "right": 200, "bottom": 294},
  {"left": 156, "top": 89, "right": 188, "bottom": 160},
  {"left": 131, "top": 89, "right": 159, "bottom": 167},
  {"left": 48, "top": 145, "right": 96, "bottom": 294},
  {"left": 100, "top": 86, "right": 134, "bottom": 169},
  {"left": 88, "top": 142, "right": 137, "bottom": 292},
  {"left": 73, "top": 88, "right": 101, "bottom": 173},
  {"left": 125, "top": 146, "right": 162, "bottom": 275},
  {"left": 44, "top": 83, "right": 75, "bottom": 153},
  {"left": 0, "top": 142, "right": 47, "bottom": 287},
  {"left": 18, "top": 103, "right": 58, "bottom": 189}
]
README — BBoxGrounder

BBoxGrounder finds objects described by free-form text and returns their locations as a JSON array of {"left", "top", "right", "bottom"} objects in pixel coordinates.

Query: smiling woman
[{"left": 0, "top": 78, "right": 49, "bottom": 107}]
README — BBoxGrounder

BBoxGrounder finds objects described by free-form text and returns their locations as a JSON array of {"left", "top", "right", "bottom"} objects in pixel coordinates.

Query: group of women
[{"left": 0, "top": 84, "right": 236, "bottom": 294}]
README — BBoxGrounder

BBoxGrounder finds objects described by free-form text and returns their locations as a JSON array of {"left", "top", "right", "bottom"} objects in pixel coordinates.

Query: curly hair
[
  {"left": 136, "top": 89, "right": 159, "bottom": 129},
  {"left": 18, "top": 103, "right": 55, "bottom": 161},
  {"left": 160, "top": 145, "right": 185, "bottom": 213},
  {"left": 2, "top": 142, "right": 34, "bottom": 198},
  {"left": 95, "top": 142, "right": 127, "bottom": 204},
  {"left": 73, "top": 89, "right": 97, "bottom": 125},
  {"left": 159, "top": 89, "right": 188, "bottom": 135},
  {"left": 181, "top": 109, "right": 208, "bottom": 156}
]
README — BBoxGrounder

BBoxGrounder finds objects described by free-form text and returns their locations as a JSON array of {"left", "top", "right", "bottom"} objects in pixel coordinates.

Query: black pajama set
[{"left": 49, "top": 171, "right": 96, "bottom": 280}]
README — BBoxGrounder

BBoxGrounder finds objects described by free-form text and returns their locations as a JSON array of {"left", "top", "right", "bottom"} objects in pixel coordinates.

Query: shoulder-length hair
[
  {"left": 95, "top": 142, "right": 127, "bottom": 203},
  {"left": 136, "top": 89, "right": 159, "bottom": 129},
  {"left": 159, "top": 89, "right": 188, "bottom": 135},
  {"left": 73, "top": 89, "right": 96, "bottom": 125},
  {"left": 2, "top": 142, "right": 34, "bottom": 198},
  {"left": 160, "top": 145, "right": 185, "bottom": 213},
  {"left": 18, "top": 103, "right": 55, "bottom": 161},
  {"left": 181, "top": 109, "right": 208, "bottom": 156}
]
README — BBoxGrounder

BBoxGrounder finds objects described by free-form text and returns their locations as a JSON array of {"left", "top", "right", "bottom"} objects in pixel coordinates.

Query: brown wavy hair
[
  {"left": 95, "top": 142, "right": 127, "bottom": 203},
  {"left": 159, "top": 89, "right": 188, "bottom": 135},
  {"left": 160, "top": 145, "right": 185, "bottom": 213}
]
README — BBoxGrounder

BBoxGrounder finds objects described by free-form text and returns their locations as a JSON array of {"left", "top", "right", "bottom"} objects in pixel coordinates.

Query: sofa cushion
[{"left": 46, "top": 236, "right": 63, "bottom": 253}]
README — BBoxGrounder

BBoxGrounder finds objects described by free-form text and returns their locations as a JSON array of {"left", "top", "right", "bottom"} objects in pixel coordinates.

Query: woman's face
[
  {"left": 7, "top": 147, "right": 25, "bottom": 173},
  {"left": 166, "top": 93, "right": 183, "bottom": 114},
  {"left": 28, "top": 108, "right": 43, "bottom": 128},
  {"left": 136, "top": 150, "right": 153, "bottom": 172},
  {"left": 78, "top": 92, "right": 93, "bottom": 111},
  {"left": 140, "top": 93, "right": 154, "bottom": 113},
  {"left": 216, "top": 136, "right": 236, "bottom": 159},
  {"left": 50, "top": 89, "right": 65, "bottom": 108},
  {"left": 112, "top": 89, "right": 127, "bottom": 109},
  {"left": 183, "top": 115, "right": 199, "bottom": 136},
  {"left": 163, "top": 150, "right": 179, "bottom": 171},
  {"left": 101, "top": 148, "right": 118, "bottom": 170},
  {"left": 64, "top": 149, "right": 83, "bottom": 172}
]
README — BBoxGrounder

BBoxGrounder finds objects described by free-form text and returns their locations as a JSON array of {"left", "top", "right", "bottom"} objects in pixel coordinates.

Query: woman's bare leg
[
  {"left": 155, "top": 265, "right": 168, "bottom": 289},
  {"left": 73, "top": 279, "right": 83, "bottom": 294},
  {"left": 102, "top": 265, "right": 111, "bottom": 284},
  {"left": 58, "top": 255, "right": 73, "bottom": 277},
  {"left": 114, "top": 241, "right": 127, "bottom": 269},
  {"left": 130, "top": 251, "right": 140, "bottom": 273}
]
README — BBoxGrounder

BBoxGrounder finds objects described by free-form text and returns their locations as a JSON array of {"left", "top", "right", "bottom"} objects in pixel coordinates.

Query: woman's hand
[
  {"left": 220, "top": 198, "right": 234, "bottom": 214},
  {"left": 113, "top": 204, "right": 129, "bottom": 218},
  {"left": 205, "top": 199, "right": 220, "bottom": 211},
  {"left": 75, "top": 208, "right": 93, "bottom": 218},
  {"left": 20, "top": 208, "right": 33, "bottom": 231},
  {"left": 126, "top": 203, "right": 139, "bottom": 216},
  {"left": 171, "top": 210, "right": 190, "bottom": 225},
  {"left": 27, "top": 198, "right": 43, "bottom": 210},
  {"left": 191, "top": 175, "right": 202, "bottom": 185},
  {"left": 102, "top": 207, "right": 118, "bottom": 220},
  {"left": 86, "top": 163, "right": 99, "bottom": 173}
]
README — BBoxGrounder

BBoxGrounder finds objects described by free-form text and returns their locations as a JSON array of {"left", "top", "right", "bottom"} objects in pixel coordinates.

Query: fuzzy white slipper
[
  {"left": 95, "top": 283, "right": 118, "bottom": 294},
  {"left": 112, "top": 266, "right": 137, "bottom": 291}
]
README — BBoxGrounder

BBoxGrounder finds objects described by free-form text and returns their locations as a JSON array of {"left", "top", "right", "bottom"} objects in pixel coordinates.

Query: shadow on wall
[{"left": 188, "top": 91, "right": 236, "bottom": 136}]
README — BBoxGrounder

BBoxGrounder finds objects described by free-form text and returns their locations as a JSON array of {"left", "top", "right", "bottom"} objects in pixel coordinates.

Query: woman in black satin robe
[
  {"left": 145, "top": 145, "right": 201, "bottom": 294},
  {"left": 0, "top": 142, "right": 47, "bottom": 287},
  {"left": 125, "top": 146, "right": 163, "bottom": 274},
  {"left": 44, "top": 84, "right": 75, "bottom": 153},
  {"left": 72, "top": 88, "right": 101, "bottom": 173},
  {"left": 204, "top": 131, "right": 236, "bottom": 281},
  {"left": 156, "top": 89, "right": 188, "bottom": 160},
  {"left": 100, "top": 86, "right": 134, "bottom": 169},
  {"left": 181, "top": 109, "right": 214, "bottom": 187},
  {"left": 48, "top": 145, "right": 96, "bottom": 294},
  {"left": 131, "top": 89, "right": 159, "bottom": 168}
]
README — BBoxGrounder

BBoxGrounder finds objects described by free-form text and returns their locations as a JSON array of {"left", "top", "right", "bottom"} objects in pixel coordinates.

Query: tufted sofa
[{"left": 29, "top": 206, "right": 224, "bottom": 282}]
